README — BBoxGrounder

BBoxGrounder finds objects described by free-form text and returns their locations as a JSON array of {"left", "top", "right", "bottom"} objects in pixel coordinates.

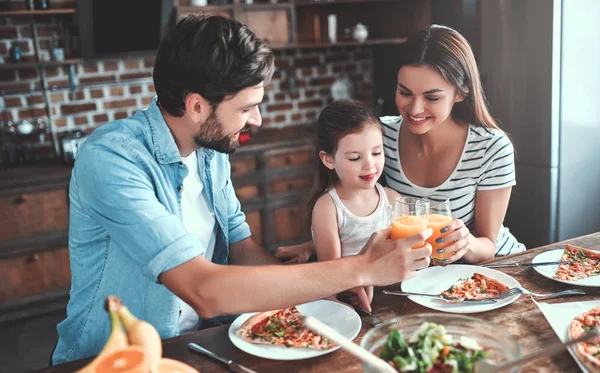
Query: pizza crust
[
  {"left": 568, "top": 306, "right": 600, "bottom": 373},
  {"left": 235, "top": 307, "right": 333, "bottom": 350},
  {"left": 236, "top": 309, "right": 280, "bottom": 339}
]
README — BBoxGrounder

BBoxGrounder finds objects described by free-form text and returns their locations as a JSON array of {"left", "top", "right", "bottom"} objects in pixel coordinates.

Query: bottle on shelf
[
  {"left": 33, "top": 0, "right": 52, "bottom": 10},
  {"left": 1, "top": 121, "right": 19, "bottom": 166},
  {"left": 50, "top": 33, "right": 65, "bottom": 61}
]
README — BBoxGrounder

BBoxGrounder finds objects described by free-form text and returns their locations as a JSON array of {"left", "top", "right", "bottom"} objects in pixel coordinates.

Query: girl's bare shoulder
[
  {"left": 382, "top": 186, "right": 401, "bottom": 203},
  {"left": 313, "top": 190, "right": 336, "bottom": 214}
]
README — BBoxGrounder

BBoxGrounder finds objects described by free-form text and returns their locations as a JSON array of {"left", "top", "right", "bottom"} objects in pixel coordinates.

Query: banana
[
  {"left": 110, "top": 296, "right": 163, "bottom": 365},
  {"left": 75, "top": 297, "right": 129, "bottom": 373}
]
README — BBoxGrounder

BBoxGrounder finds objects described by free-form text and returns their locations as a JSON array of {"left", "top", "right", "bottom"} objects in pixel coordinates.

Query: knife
[
  {"left": 482, "top": 260, "right": 572, "bottom": 269},
  {"left": 383, "top": 290, "right": 498, "bottom": 304},
  {"left": 188, "top": 343, "right": 259, "bottom": 373}
]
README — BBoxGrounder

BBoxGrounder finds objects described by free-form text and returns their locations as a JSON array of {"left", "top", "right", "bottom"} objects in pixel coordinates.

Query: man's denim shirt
[{"left": 52, "top": 98, "right": 251, "bottom": 364}]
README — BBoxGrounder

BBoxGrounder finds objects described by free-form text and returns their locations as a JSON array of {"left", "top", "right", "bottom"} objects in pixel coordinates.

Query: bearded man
[{"left": 52, "top": 15, "right": 432, "bottom": 365}]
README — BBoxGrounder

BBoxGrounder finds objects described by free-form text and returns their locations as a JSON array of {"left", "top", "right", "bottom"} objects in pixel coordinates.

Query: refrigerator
[{"left": 478, "top": 0, "right": 600, "bottom": 248}]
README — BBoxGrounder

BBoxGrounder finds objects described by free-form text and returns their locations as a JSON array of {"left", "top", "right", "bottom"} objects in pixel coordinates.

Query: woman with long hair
[{"left": 381, "top": 24, "right": 524, "bottom": 264}]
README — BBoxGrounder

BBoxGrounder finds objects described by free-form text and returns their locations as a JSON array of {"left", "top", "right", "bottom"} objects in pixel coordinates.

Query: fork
[
  {"left": 354, "top": 306, "right": 384, "bottom": 327},
  {"left": 488, "top": 287, "right": 586, "bottom": 301}
]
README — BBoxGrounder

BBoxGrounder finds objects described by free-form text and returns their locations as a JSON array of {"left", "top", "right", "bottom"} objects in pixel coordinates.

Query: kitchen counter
[{"left": 0, "top": 125, "right": 315, "bottom": 195}]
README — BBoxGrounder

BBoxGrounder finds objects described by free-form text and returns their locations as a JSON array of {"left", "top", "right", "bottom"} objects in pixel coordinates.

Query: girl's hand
[
  {"left": 337, "top": 286, "right": 374, "bottom": 312},
  {"left": 274, "top": 241, "right": 314, "bottom": 264},
  {"left": 432, "top": 218, "right": 472, "bottom": 266}
]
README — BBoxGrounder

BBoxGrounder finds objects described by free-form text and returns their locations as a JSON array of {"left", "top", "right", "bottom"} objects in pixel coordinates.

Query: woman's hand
[
  {"left": 274, "top": 240, "right": 314, "bottom": 264},
  {"left": 432, "top": 218, "right": 472, "bottom": 265}
]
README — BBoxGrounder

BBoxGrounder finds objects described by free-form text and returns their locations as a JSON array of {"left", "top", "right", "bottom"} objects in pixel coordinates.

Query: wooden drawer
[
  {"left": 266, "top": 149, "right": 312, "bottom": 169},
  {"left": 178, "top": 7, "right": 232, "bottom": 19},
  {"left": 271, "top": 176, "right": 312, "bottom": 194},
  {"left": 231, "top": 157, "right": 257, "bottom": 176},
  {"left": 273, "top": 205, "right": 309, "bottom": 242},
  {"left": 0, "top": 189, "right": 69, "bottom": 241},
  {"left": 238, "top": 10, "right": 290, "bottom": 44},
  {"left": 245, "top": 210, "right": 263, "bottom": 245},
  {"left": 0, "top": 247, "right": 71, "bottom": 302},
  {"left": 235, "top": 185, "right": 260, "bottom": 201}
]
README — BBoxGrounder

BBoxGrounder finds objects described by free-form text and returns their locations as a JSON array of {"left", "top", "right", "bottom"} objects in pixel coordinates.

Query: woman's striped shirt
[{"left": 381, "top": 116, "right": 525, "bottom": 256}]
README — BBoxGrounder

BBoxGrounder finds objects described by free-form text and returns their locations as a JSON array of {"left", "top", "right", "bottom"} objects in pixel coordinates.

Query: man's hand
[{"left": 358, "top": 227, "right": 433, "bottom": 286}]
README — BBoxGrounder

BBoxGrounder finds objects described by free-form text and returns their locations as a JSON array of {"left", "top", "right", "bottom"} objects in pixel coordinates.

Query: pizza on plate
[
  {"left": 555, "top": 244, "right": 600, "bottom": 281},
  {"left": 236, "top": 306, "right": 334, "bottom": 350},
  {"left": 440, "top": 273, "right": 510, "bottom": 300},
  {"left": 569, "top": 306, "right": 600, "bottom": 373}
]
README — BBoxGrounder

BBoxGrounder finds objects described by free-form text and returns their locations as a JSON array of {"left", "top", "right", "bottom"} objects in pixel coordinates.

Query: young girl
[
  {"left": 308, "top": 99, "right": 401, "bottom": 309},
  {"left": 381, "top": 24, "right": 525, "bottom": 264}
]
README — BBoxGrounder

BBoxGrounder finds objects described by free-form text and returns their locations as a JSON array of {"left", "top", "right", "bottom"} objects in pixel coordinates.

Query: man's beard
[{"left": 193, "top": 112, "right": 241, "bottom": 154}]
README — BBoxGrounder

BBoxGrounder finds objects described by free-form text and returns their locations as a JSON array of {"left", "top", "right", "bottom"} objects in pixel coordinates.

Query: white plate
[
  {"left": 537, "top": 300, "right": 600, "bottom": 373},
  {"left": 401, "top": 264, "right": 521, "bottom": 313},
  {"left": 532, "top": 249, "right": 600, "bottom": 287},
  {"left": 228, "top": 299, "right": 361, "bottom": 360}
]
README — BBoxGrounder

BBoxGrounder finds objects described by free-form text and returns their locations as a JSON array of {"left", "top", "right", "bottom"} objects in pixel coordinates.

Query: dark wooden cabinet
[
  {"left": 265, "top": 148, "right": 312, "bottom": 169},
  {"left": 273, "top": 205, "right": 306, "bottom": 242},
  {"left": 0, "top": 247, "right": 70, "bottom": 302},
  {"left": 0, "top": 165, "right": 72, "bottom": 323},
  {"left": 0, "top": 189, "right": 69, "bottom": 241},
  {"left": 271, "top": 175, "right": 312, "bottom": 194},
  {"left": 230, "top": 130, "right": 315, "bottom": 252}
]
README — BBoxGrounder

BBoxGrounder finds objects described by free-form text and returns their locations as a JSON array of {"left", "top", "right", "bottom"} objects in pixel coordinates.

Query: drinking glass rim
[
  {"left": 394, "top": 197, "right": 429, "bottom": 207},
  {"left": 421, "top": 195, "right": 449, "bottom": 209}
]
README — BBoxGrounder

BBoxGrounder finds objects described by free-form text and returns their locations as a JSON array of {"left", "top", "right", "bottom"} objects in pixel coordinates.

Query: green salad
[{"left": 380, "top": 322, "right": 488, "bottom": 373}]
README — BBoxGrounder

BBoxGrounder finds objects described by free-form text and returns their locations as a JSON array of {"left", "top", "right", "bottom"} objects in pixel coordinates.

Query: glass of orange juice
[
  {"left": 390, "top": 197, "right": 429, "bottom": 248},
  {"left": 423, "top": 196, "right": 453, "bottom": 260}
]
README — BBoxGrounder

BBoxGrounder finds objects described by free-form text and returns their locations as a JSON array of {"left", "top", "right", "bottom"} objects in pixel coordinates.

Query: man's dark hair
[{"left": 153, "top": 15, "right": 275, "bottom": 117}]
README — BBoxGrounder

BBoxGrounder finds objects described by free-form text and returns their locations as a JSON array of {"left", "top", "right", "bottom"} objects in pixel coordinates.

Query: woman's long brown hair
[
  {"left": 306, "top": 99, "right": 382, "bottom": 229},
  {"left": 401, "top": 24, "right": 500, "bottom": 129}
]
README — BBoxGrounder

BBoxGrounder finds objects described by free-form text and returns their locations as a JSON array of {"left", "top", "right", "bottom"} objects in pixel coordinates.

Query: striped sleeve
[{"left": 478, "top": 133, "right": 516, "bottom": 190}]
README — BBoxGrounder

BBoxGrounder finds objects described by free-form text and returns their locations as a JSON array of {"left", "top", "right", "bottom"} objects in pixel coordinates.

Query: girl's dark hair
[
  {"left": 401, "top": 24, "right": 500, "bottom": 129},
  {"left": 153, "top": 15, "right": 274, "bottom": 116},
  {"left": 306, "top": 99, "right": 382, "bottom": 227}
]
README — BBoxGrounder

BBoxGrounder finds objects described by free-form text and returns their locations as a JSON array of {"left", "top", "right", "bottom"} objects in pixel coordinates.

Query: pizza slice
[
  {"left": 555, "top": 244, "right": 600, "bottom": 281},
  {"left": 236, "top": 306, "right": 334, "bottom": 350},
  {"left": 440, "top": 273, "right": 510, "bottom": 300},
  {"left": 569, "top": 306, "right": 600, "bottom": 373}
]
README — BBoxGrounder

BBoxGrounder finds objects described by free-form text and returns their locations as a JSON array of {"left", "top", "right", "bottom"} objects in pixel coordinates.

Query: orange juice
[
  {"left": 427, "top": 213, "right": 452, "bottom": 259},
  {"left": 391, "top": 215, "right": 427, "bottom": 248}
]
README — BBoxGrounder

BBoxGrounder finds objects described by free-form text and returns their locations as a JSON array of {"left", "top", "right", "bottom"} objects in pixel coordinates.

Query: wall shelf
[
  {"left": 179, "top": 3, "right": 292, "bottom": 13},
  {"left": 0, "top": 59, "right": 81, "bottom": 70},
  {"left": 0, "top": 231, "right": 69, "bottom": 259},
  {"left": 293, "top": 0, "right": 400, "bottom": 7},
  {"left": 0, "top": 288, "right": 69, "bottom": 324},
  {"left": 0, "top": 9, "right": 76, "bottom": 16},
  {"left": 270, "top": 37, "right": 407, "bottom": 49}
]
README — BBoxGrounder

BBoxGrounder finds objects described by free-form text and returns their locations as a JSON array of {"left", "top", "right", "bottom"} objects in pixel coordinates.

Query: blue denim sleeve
[
  {"left": 74, "top": 141, "right": 202, "bottom": 282},
  {"left": 224, "top": 158, "right": 251, "bottom": 244}
]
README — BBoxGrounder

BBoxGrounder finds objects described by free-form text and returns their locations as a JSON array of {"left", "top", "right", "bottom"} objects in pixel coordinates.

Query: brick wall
[
  {"left": 261, "top": 47, "right": 373, "bottom": 128},
  {"left": 0, "top": 0, "right": 374, "bottom": 155}
]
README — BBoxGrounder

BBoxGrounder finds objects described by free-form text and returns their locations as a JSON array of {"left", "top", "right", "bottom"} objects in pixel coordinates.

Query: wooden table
[{"left": 39, "top": 233, "right": 600, "bottom": 373}]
